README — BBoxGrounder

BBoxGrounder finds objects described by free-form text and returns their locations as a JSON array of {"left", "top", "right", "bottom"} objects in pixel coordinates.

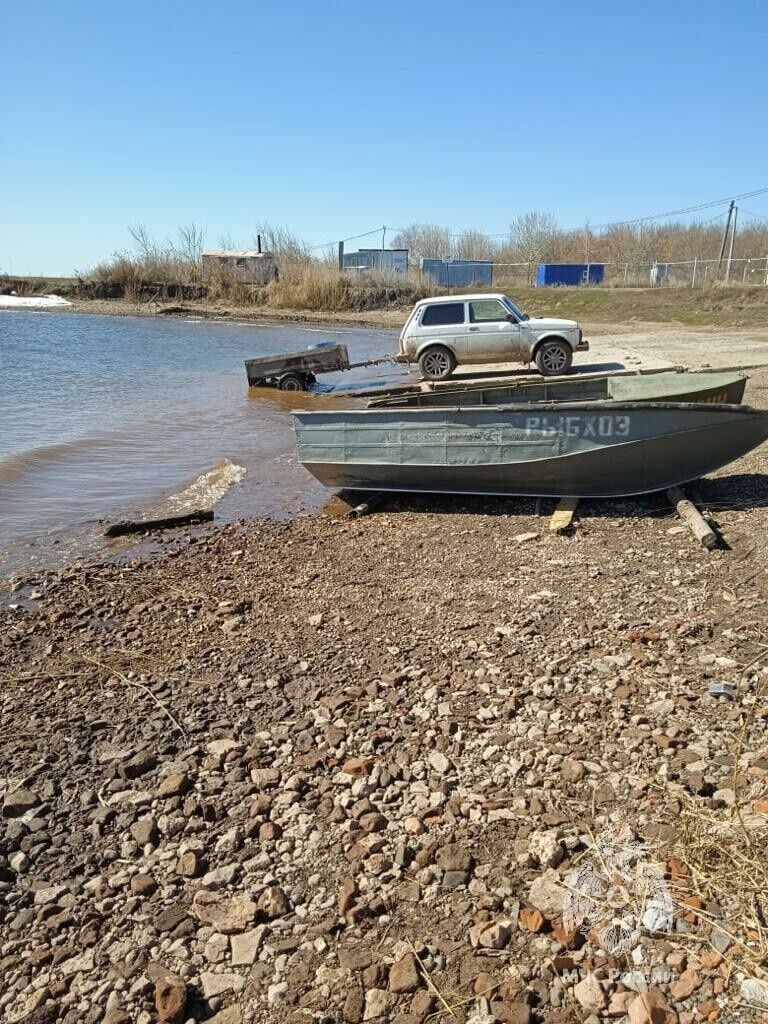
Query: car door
[
  {"left": 417, "top": 301, "right": 468, "bottom": 360},
  {"left": 467, "top": 298, "right": 527, "bottom": 363}
]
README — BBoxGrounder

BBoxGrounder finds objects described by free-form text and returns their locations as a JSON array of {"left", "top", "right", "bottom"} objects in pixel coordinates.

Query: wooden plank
[
  {"left": 666, "top": 486, "right": 717, "bottom": 549},
  {"left": 105, "top": 509, "right": 214, "bottom": 538},
  {"left": 549, "top": 497, "right": 579, "bottom": 533}
]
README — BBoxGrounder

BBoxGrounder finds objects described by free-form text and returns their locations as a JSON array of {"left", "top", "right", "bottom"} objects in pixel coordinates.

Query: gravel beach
[{"left": 2, "top": 380, "right": 768, "bottom": 1024}]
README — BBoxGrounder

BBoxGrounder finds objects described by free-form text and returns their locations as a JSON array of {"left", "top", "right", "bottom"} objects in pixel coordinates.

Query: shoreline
[
  {"left": 9, "top": 285, "right": 768, "bottom": 333},
  {"left": 2, "top": 502, "right": 767, "bottom": 1022}
]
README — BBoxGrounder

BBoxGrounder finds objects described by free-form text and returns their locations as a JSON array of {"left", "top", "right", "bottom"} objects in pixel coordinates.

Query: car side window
[
  {"left": 420, "top": 302, "right": 465, "bottom": 327},
  {"left": 469, "top": 299, "right": 509, "bottom": 323}
]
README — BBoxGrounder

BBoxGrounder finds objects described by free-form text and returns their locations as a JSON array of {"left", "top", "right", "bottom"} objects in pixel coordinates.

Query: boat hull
[
  {"left": 294, "top": 402, "right": 768, "bottom": 498},
  {"left": 368, "top": 371, "right": 747, "bottom": 408}
]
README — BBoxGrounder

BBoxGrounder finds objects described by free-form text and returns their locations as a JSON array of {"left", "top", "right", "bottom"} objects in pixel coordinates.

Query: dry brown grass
[{"left": 264, "top": 262, "right": 432, "bottom": 312}]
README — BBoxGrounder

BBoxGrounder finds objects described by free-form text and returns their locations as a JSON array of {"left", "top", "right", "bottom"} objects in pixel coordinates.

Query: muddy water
[{"left": 0, "top": 311, "right": 411, "bottom": 578}]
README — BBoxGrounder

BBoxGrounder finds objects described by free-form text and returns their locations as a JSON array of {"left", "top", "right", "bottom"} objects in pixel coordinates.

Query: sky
[{"left": 2, "top": 0, "right": 768, "bottom": 275}]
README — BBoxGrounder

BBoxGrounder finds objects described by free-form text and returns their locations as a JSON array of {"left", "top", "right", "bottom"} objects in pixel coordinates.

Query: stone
[
  {"left": 528, "top": 830, "right": 565, "bottom": 868},
  {"left": 561, "top": 759, "right": 586, "bottom": 782},
  {"left": 259, "top": 821, "right": 282, "bottom": 842},
  {"left": 519, "top": 907, "right": 544, "bottom": 932},
  {"left": 410, "top": 991, "right": 434, "bottom": 1022},
  {"left": 9, "top": 850, "right": 29, "bottom": 872},
  {"left": 740, "top": 978, "right": 768, "bottom": 1008},
  {"left": 389, "top": 952, "right": 420, "bottom": 993},
  {"left": 200, "top": 972, "right": 246, "bottom": 997},
  {"left": 441, "top": 870, "right": 469, "bottom": 889},
  {"left": 154, "top": 975, "right": 186, "bottom": 1024},
  {"left": 103, "top": 1011, "right": 132, "bottom": 1024},
  {"left": 435, "top": 843, "right": 471, "bottom": 872},
  {"left": 364, "top": 989, "right": 397, "bottom": 1020},
  {"left": 343, "top": 988, "right": 365, "bottom": 1023},
  {"left": 257, "top": 885, "right": 290, "bottom": 919},
  {"left": 154, "top": 904, "right": 189, "bottom": 933},
  {"left": 191, "top": 890, "right": 258, "bottom": 933},
  {"left": 130, "top": 816, "right": 158, "bottom": 846},
  {"left": 342, "top": 757, "right": 373, "bottom": 777},
  {"left": 230, "top": 926, "right": 267, "bottom": 966},
  {"left": 528, "top": 870, "right": 565, "bottom": 918},
  {"left": 130, "top": 873, "right": 157, "bottom": 896},
  {"left": 267, "top": 982, "right": 288, "bottom": 1005},
  {"left": 574, "top": 974, "right": 606, "bottom": 1012},
  {"left": 670, "top": 969, "right": 702, "bottom": 1000},
  {"left": 470, "top": 920, "right": 511, "bottom": 949},
  {"left": 250, "top": 767, "right": 280, "bottom": 788},
  {"left": 428, "top": 750, "right": 451, "bottom": 774},
  {"left": 118, "top": 751, "right": 157, "bottom": 780},
  {"left": 608, "top": 992, "right": 635, "bottom": 1016},
  {"left": 156, "top": 773, "right": 191, "bottom": 798},
  {"left": 492, "top": 1001, "right": 531, "bottom": 1024},
  {"left": 339, "top": 877, "right": 357, "bottom": 917},
  {"left": 628, "top": 990, "right": 671, "bottom": 1024},
  {"left": 3, "top": 788, "right": 40, "bottom": 817},
  {"left": 176, "top": 850, "right": 204, "bottom": 877},
  {"left": 207, "top": 1008, "right": 243, "bottom": 1024}
]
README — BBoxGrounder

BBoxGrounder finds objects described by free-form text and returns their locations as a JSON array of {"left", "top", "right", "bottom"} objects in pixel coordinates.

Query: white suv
[{"left": 395, "top": 293, "right": 589, "bottom": 380}]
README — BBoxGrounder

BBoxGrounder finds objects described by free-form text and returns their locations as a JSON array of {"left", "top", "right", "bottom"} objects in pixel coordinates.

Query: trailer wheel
[{"left": 278, "top": 372, "right": 309, "bottom": 392}]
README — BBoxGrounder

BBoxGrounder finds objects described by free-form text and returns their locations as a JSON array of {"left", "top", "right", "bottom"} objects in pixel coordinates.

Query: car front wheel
[
  {"left": 418, "top": 345, "right": 456, "bottom": 381},
  {"left": 535, "top": 339, "right": 573, "bottom": 377}
]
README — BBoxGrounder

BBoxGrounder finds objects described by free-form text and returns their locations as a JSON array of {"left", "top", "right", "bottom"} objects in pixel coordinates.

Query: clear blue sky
[{"left": 2, "top": 0, "right": 767, "bottom": 275}]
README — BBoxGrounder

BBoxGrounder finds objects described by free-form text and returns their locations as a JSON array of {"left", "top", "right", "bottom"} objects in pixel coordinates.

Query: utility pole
[
  {"left": 718, "top": 200, "right": 735, "bottom": 276},
  {"left": 381, "top": 225, "right": 386, "bottom": 271},
  {"left": 338, "top": 241, "right": 344, "bottom": 272},
  {"left": 725, "top": 205, "right": 738, "bottom": 283}
]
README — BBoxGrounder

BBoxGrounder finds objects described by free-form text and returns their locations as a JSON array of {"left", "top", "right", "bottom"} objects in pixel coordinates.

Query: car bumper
[{"left": 575, "top": 337, "right": 589, "bottom": 352}]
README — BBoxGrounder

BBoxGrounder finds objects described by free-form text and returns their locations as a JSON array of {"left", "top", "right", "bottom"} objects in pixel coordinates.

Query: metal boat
[
  {"left": 367, "top": 371, "right": 747, "bottom": 408},
  {"left": 293, "top": 401, "right": 768, "bottom": 498}
]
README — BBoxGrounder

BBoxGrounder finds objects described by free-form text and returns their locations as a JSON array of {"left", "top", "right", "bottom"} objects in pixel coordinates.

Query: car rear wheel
[
  {"left": 418, "top": 346, "right": 456, "bottom": 381},
  {"left": 535, "top": 339, "right": 572, "bottom": 377}
]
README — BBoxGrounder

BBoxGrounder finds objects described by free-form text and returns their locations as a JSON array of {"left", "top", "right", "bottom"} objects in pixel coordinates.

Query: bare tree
[
  {"left": 508, "top": 212, "right": 559, "bottom": 280},
  {"left": 453, "top": 229, "right": 496, "bottom": 260},
  {"left": 390, "top": 223, "right": 454, "bottom": 262},
  {"left": 174, "top": 222, "right": 206, "bottom": 263},
  {"left": 253, "top": 223, "right": 312, "bottom": 261},
  {"left": 128, "top": 223, "right": 156, "bottom": 261}
]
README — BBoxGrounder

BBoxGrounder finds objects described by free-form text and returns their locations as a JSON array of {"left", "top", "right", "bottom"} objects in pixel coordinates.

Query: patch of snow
[{"left": 0, "top": 294, "right": 73, "bottom": 309}]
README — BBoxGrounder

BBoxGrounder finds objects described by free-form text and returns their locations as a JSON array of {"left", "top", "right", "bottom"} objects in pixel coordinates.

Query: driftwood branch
[
  {"left": 666, "top": 486, "right": 717, "bottom": 549},
  {"left": 104, "top": 509, "right": 213, "bottom": 538}
]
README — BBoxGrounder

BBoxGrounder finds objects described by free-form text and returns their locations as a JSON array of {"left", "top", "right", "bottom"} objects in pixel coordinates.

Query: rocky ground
[{"left": 2, "top": 472, "right": 768, "bottom": 1023}]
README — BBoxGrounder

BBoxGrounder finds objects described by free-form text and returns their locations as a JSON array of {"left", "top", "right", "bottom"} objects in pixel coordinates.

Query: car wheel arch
[
  {"left": 531, "top": 333, "right": 572, "bottom": 356},
  {"left": 414, "top": 339, "right": 459, "bottom": 361}
]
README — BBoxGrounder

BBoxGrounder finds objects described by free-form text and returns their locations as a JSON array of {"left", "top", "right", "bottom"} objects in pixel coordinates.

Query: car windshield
[{"left": 503, "top": 297, "right": 528, "bottom": 321}]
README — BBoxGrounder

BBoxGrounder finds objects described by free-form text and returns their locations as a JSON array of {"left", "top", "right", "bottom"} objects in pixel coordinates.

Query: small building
[
  {"left": 342, "top": 249, "right": 409, "bottom": 275},
  {"left": 421, "top": 258, "right": 494, "bottom": 288},
  {"left": 535, "top": 263, "right": 604, "bottom": 287},
  {"left": 201, "top": 251, "right": 278, "bottom": 284}
]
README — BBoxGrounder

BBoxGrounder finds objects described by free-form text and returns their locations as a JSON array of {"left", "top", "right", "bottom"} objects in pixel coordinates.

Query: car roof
[{"left": 415, "top": 292, "right": 509, "bottom": 306}]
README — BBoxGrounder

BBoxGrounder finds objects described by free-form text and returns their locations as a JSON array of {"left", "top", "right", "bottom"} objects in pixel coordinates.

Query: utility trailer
[{"left": 244, "top": 343, "right": 392, "bottom": 391}]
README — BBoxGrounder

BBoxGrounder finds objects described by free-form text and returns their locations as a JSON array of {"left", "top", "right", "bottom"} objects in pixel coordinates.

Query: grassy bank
[{"left": 5, "top": 269, "right": 768, "bottom": 328}]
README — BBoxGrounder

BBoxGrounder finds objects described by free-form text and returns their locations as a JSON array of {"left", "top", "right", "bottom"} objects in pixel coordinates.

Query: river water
[{"left": 0, "top": 311, "right": 410, "bottom": 578}]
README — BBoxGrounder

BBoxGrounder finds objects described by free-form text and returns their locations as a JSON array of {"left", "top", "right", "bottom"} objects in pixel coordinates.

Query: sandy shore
[{"left": 2, "top": 431, "right": 768, "bottom": 1021}]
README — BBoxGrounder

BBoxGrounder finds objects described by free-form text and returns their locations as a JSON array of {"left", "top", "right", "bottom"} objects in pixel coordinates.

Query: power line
[{"left": 323, "top": 187, "right": 768, "bottom": 253}]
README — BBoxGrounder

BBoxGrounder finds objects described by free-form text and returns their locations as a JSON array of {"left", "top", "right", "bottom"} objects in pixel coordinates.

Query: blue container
[{"left": 535, "top": 263, "right": 604, "bottom": 286}]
